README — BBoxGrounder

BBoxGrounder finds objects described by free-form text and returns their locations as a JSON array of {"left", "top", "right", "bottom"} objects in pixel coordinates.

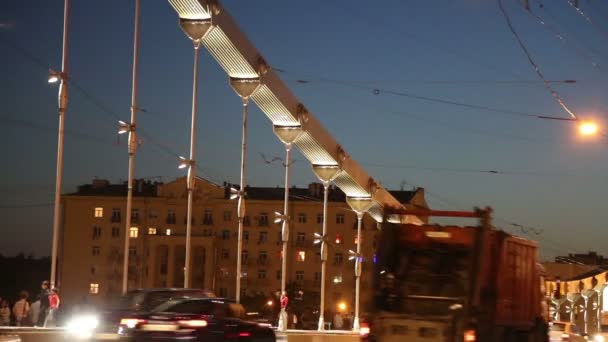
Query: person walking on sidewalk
[
  {"left": 0, "top": 299, "right": 10, "bottom": 326},
  {"left": 43, "top": 288, "right": 60, "bottom": 327},
  {"left": 37, "top": 281, "right": 50, "bottom": 327},
  {"left": 12, "top": 291, "right": 29, "bottom": 326}
]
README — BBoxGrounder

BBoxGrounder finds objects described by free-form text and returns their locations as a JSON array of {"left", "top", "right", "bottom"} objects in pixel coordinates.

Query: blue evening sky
[{"left": 1, "top": 0, "right": 607, "bottom": 259}]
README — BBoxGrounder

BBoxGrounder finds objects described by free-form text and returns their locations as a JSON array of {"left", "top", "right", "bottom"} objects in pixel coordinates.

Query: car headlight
[
  {"left": 595, "top": 335, "right": 605, "bottom": 342},
  {"left": 66, "top": 315, "right": 99, "bottom": 339}
]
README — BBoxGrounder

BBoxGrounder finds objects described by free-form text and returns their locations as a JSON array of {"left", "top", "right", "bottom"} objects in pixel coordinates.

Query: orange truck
[{"left": 365, "top": 207, "right": 548, "bottom": 342}]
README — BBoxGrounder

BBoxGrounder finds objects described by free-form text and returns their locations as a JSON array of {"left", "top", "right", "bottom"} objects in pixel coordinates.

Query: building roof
[{"left": 68, "top": 179, "right": 160, "bottom": 197}]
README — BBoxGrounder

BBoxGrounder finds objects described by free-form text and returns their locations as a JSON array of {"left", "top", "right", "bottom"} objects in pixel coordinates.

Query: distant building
[
  {"left": 58, "top": 177, "right": 428, "bottom": 312},
  {"left": 555, "top": 252, "right": 607, "bottom": 266}
]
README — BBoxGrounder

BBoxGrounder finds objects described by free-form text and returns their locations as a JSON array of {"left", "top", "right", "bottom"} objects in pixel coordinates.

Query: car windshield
[
  {"left": 153, "top": 299, "right": 213, "bottom": 314},
  {"left": 115, "top": 291, "right": 146, "bottom": 311},
  {"left": 550, "top": 323, "right": 566, "bottom": 332}
]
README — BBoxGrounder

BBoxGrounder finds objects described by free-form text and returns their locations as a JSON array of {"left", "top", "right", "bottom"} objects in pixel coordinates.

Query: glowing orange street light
[
  {"left": 578, "top": 121, "right": 599, "bottom": 136},
  {"left": 266, "top": 300, "right": 273, "bottom": 307},
  {"left": 337, "top": 301, "right": 347, "bottom": 312}
]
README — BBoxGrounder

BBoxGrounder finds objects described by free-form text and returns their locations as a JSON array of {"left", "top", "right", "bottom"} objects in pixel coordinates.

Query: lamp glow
[
  {"left": 178, "top": 156, "right": 190, "bottom": 169},
  {"left": 579, "top": 121, "right": 599, "bottom": 136},
  {"left": 118, "top": 120, "right": 130, "bottom": 134}
]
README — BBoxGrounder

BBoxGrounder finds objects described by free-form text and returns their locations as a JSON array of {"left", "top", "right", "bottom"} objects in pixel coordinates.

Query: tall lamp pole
[
  {"left": 229, "top": 77, "right": 260, "bottom": 303},
  {"left": 177, "top": 18, "right": 213, "bottom": 288},
  {"left": 273, "top": 125, "right": 303, "bottom": 331},
  {"left": 119, "top": 0, "right": 141, "bottom": 294},
  {"left": 346, "top": 196, "right": 374, "bottom": 332},
  {"left": 49, "top": 0, "right": 70, "bottom": 290},
  {"left": 311, "top": 164, "right": 341, "bottom": 331}
]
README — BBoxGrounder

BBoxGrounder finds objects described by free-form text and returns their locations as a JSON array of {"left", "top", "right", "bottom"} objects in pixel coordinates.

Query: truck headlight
[{"left": 66, "top": 315, "right": 99, "bottom": 339}]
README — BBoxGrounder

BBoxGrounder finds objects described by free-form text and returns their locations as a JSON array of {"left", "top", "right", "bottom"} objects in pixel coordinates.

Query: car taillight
[
  {"left": 120, "top": 318, "right": 146, "bottom": 328},
  {"left": 360, "top": 323, "right": 371, "bottom": 337},
  {"left": 226, "top": 331, "right": 252, "bottom": 338},
  {"left": 177, "top": 319, "right": 208, "bottom": 327},
  {"left": 464, "top": 329, "right": 476, "bottom": 342}
]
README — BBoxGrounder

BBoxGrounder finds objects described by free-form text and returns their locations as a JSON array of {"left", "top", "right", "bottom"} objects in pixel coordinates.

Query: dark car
[
  {"left": 93, "top": 288, "right": 214, "bottom": 336},
  {"left": 118, "top": 297, "right": 276, "bottom": 342}
]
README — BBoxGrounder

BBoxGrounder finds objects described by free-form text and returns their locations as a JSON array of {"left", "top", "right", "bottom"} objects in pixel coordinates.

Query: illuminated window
[
  {"left": 335, "top": 233, "right": 343, "bottom": 244},
  {"left": 336, "top": 214, "right": 345, "bottom": 224},
  {"left": 165, "top": 228, "right": 172, "bottom": 236},
  {"left": 90, "top": 283, "right": 99, "bottom": 294},
  {"left": 94, "top": 207, "right": 103, "bottom": 218},
  {"left": 129, "top": 227, "right": 139, "bottom": 238},
  {"left": 297, "top": 251, "right": 306, "bottom": 262},
  {"left": 148, "top": 227, "right": 157, "bottom": 235},
  {"left": 333, "top": 275, "right": 343, "bottom": 284}
]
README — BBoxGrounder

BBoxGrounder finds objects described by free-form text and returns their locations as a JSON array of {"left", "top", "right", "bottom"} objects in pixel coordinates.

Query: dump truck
[{"left": 365, "top": 207, "right": 548, "bottom": 342}]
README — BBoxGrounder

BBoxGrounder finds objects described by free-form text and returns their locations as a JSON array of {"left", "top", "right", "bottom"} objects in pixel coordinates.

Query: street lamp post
[
  {"left": 49, "top": 0, "right": 70, "bottom": 290},
  {"left": 346, "top": 196, "right": 374, "bottom": 332},
  {"left": 119, "top": 0, "right": 141, "bottom": 295},
  {"left": 273, "top": 125, "right": 303, "bottom": 331},
  {"left": 311, "top": 164, "right": 341, "bottom": 331},
  {"left": 177, "top": 18, "right": 213, "bottom": 288},
  {"left": 229, "top": 77, "right": 261, "bottom": 303}
]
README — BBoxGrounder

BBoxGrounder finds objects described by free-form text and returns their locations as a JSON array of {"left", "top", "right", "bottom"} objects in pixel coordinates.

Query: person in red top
[
  {"left": 280, "top": 292, "right": 289, "bottom": 309},
  {"left": 43, "top": 288, "right": 60, "bottom": 327}
]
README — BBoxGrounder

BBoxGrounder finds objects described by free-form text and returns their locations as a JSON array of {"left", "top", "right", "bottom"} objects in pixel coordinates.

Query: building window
[
  {"left": 297, "top": 251, "right": 306, "bottom": 262},
  {"left": 243, "top": 230, "right": 249, "bottom": 241},
  {"left": 222, "top": 230, "right": 231, "bottom": 240},
  {"left": 148, "top": 227, "right": 157, "bottom": 235},
  {"left": 296, "top": 271, "right": 304, "bottom": 281},
  {"left": 315, "top": 252, "right": 321, "bottom": 263},
  {"left": 89, "top": 283, "right": 99, "bottom": 294},
  {"left": 166, "top": 228, "right": 172, "bottom": 236},
  {"left": 296, "top": 232, "right": 306, "bottom": 242},
  {"left": 219, "top": 288, "right": 227, "bottom": 297},
  {"left": 335, "top": 233, "right": 343, "bottom": 244},
  {"left": 258, "top": 251, "right": 268, "bottom": 264},
  {"left": 92, "top": 226, "right": 102, "bottom": 240},
  {"left": 223, "top": 210, "right": 232, "bottom": 222},
  {"left": 336, "top": 214, "right": 345, "bottom": 224},
  {"left": 131, "top": 209, "right": 139, "bottom": 224},
  {"left": 166, "top": 209, "right": 176, "bottom": 224},
  {"left": 333, "top": 275, "right": 343, "bottom": 284},
  {"left": 242, "top": 250, "right": 248, "bottom": 262},
  {"left": 203, "top": 209, "right": 213, "bottom": 225},
  {"left": 94, "top": 207, "right": 103, "bottom": 218},
  {"left": 297, "top": 213, "right": 307, "bottom": 224},
  {"left": 317, "top": 213, "right": 323, "bottom": 224},
  {"left": 111, "top": 208, "right": 121, "bottom": 222},
  {"left": 222, "top": 249, "right": 230, "bottom": 259},
  {"left": 91, "top": 267, "right": 96, "bottom": 275},
  {"left": 129, "top": 246, "right": 137, "bottom": 256},
  {"left": 334, "top": 253, "right": 343, "bottom": 265},
  {"left": 159, "top": 245, "right": 168, "bottom": 275},
  {"left": 258, "top": 231, "right": 268, "bottom": 243},
  {"left": 148, "top": 208, "right": 158, "bottom": 219},
  {"left": 258, "top": 213, "right": 269, "bottom": 227},
  {"left": 276, "top": 270, "right": 282, "bottom": 280},
  {"left": 243, "top": 216, "right": 250, "bottom": 226},
  {"left": 129, "top": 227, "right": 139, "bottom": 238},
  {"left": 314, "top": 272, "right": 321, "bottom": 282},
  {"left": 111, "top": 227, "right": 120, "bottom": 238},
  {"left": 258, "top": 270, "right": 266, "bottom": 280},
  {"left": 92, "top": 246, "right": 100, "bottom": 256}
]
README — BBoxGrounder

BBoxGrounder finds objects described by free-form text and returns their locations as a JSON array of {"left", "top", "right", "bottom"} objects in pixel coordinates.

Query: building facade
[{"left": 59, "top": 177, "right": 427, "bottom": 314}]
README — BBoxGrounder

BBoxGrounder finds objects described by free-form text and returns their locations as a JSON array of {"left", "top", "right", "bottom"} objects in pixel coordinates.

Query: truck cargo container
[{"left": 365, "top": 207, "right": 548, "bottom": 342}]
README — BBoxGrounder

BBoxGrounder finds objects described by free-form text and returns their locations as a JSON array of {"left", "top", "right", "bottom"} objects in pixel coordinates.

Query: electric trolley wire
[
  {"left": 498, "top": 0, "right": 578, "bottom": 120},
  {"left": 565, "top": 0, "right": 608, "bottom": 40}
]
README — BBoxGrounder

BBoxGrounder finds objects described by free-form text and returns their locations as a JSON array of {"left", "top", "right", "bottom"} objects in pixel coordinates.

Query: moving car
[
  {"left": 548, "top": 321, "right": 585, "bottom": 342},
  {"left": 65, "top": 288, "right": 214, "bottom": 339},
  {"left": 118, "top": 297, "right": 276, "bottom": 342}
]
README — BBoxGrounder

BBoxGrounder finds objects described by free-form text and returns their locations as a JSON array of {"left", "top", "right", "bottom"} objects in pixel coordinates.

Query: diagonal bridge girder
[{"left": 167, "top": 0, "right": 421, "bottom": 224}]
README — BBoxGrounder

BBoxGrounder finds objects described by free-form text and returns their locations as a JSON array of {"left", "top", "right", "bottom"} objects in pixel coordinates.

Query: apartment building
[{"left": 59, "top": 177, "right": 427, "bottom": 312}]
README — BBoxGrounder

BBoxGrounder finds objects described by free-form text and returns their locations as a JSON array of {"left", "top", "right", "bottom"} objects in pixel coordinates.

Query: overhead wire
[
  {"left": 565, "top": 0, "right": 608, "bottom": 40},
  {"left": 498, "top": 0, "right": 578, "bottom": 120}
]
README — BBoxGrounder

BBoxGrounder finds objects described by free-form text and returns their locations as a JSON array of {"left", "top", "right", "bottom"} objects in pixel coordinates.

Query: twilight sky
[{"left": 1, "top": 0, "right": 607, "bottom": 259}]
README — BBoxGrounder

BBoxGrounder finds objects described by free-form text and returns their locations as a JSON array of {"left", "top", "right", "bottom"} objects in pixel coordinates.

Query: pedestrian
[
  {"left": 37, "top": 280, "right": 50, "bottom": 327},
  {"left": 12, "top": 291, "right": 29, "bottom": 326},
  {"left": 333, "top": 312, "right": 343, "bottom": 330},
  {"left": 0, "top": 299, "right": 10, "bottom": 326},
  {"left": 44, "top": 288, "right": 60, "bottom": 327},
  {"left": 278, "top": 291, "right": 289, "bottom": 330},
  {"left": 28, "top": 296, "right": 40, "bottom": 327}
]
